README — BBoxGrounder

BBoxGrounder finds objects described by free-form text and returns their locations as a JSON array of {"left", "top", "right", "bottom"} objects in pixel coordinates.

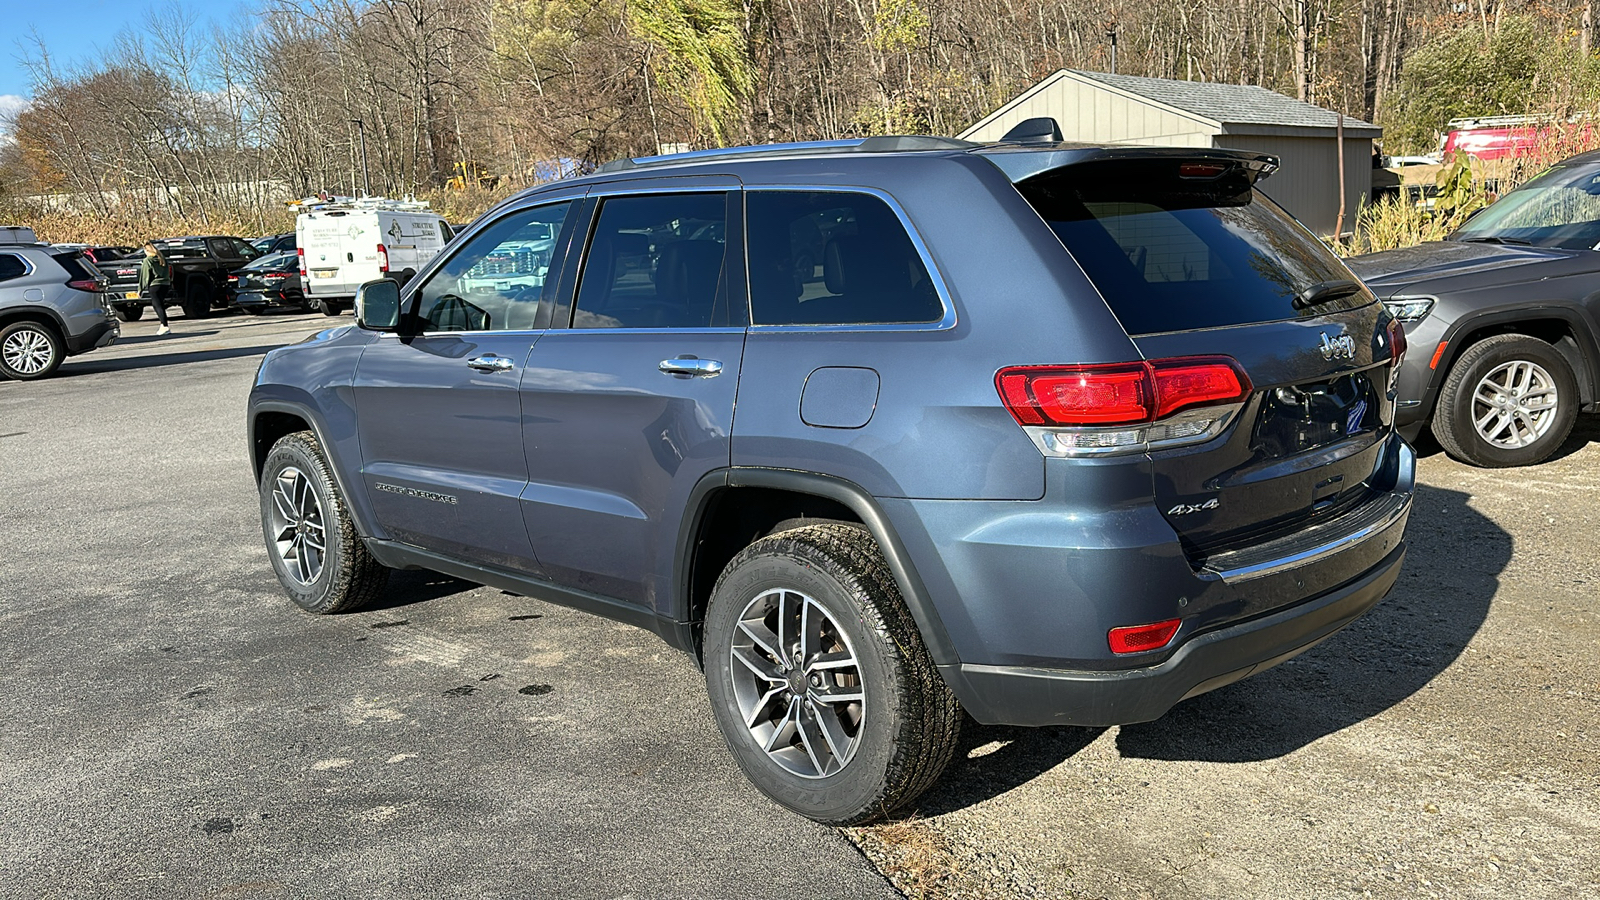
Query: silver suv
[{"left": 0, "top": 231, "right": 119, "bottom": 380}]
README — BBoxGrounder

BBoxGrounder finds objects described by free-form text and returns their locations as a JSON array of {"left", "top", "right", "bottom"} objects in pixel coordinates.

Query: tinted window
[
  {"left": 1019, "top": 160, "right": 1365, "bottom": 335},
  {"left": 49, "top": 251, "right": 97, "bottom": 281},
  {"left": 572, "top": 192, "right": 729, "bottom": 329},
  {"left": 0, "top": 254, "right": 26, "bottom": 282},
  {"left": 747, "top": 191, "right": 943, "bottom": 326},
  {"left": 414, "top": 200, "right": 574, "bottom": 332}
]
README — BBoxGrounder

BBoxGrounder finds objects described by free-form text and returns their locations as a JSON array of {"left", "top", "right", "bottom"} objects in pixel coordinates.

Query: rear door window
[
  {"left": 0, "top": 253, "right": 29, "bottom": 282},
  {"left": 571, "top": 192, "right": 731, "bottom": 329},
  {"left": 1019, "top": 160, "right": 1367, "bottom": 335},
  {"left": 746, "top": 191, "right": 943, "bottom": 326}
]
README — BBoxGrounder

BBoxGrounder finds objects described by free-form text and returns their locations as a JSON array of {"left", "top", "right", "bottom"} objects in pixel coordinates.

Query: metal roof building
[{"left": 961, "top": 69, "right": 1380, "bottom": 236}]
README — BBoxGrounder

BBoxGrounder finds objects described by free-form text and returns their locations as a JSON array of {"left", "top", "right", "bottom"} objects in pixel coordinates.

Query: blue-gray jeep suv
[{"left": 248, "top": 134, "right": 1416, "bottom": 824}]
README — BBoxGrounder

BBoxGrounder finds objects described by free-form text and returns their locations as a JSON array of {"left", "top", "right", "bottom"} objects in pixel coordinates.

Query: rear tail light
[
  {"left": 298, "top": 248, "right": 311, "bottom": 295},
  {"left": 228, "top": 275, "right": 239, "bottom": 284},
  {"left": 377, "top": 243, "right": 389, "bottom": 273},
  {"left": 66, "top": 278, "right": 103, "bottom": 292},
  {"left": 264, "top": 272, "right": 288, "bottom": 281},
  {"left": 997, "top": 357, "right": 1251, "bottom": 456},
  {"left": 1108, "top": 618, "right": 1182, "bottom": 654}
]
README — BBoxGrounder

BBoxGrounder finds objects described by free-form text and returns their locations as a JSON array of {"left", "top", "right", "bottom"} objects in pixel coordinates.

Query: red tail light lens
[
  {"left": 66, "top": 278, "right": 103, "bottom": 292},
  {"left": 997, "top": 357, "right": 1250, "bottom": 427},
  {"left": 1386, "top": 317, "right": 1407, "bottom": 366},
  {"left": 377, "top": 243, "right": 389, "bottom": 273},
  {"left": 1109, "top": 618, "right": 1182, "bottom": 654}
]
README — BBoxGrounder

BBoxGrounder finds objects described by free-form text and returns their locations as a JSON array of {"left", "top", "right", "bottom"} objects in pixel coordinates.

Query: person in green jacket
[{"left": 139, "top": 243, "right": 173, "bottom": 335}]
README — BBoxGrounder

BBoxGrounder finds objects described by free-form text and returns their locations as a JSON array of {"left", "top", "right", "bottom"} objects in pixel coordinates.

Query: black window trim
[
  {"left": 741, "top": 183, "right": 958, "bottom": 333},
  {"left": 563, "top": 180, "right": 747, "bottom": 333}
]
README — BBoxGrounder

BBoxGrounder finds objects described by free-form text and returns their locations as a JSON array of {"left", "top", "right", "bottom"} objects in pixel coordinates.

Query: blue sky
[{"left": 0, "top": 0, "right": 262, "bottom": 122}]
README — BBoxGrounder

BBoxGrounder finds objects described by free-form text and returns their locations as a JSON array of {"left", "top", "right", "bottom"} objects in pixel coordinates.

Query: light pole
[
  {"left": 350, "top": 118, "right": 372, "bottom": 198},
  {"left": 1107, "top": 25, "right": 1118, "bottom": 74}
]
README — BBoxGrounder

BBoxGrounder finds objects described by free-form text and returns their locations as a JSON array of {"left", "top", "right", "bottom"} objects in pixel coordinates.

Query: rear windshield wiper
[
  {"left": 1461, "top": 236, "right": 1532, "bottom": 245},
  {"left": 1293, "top": 279, "right": 1364, "bottom": 310}
]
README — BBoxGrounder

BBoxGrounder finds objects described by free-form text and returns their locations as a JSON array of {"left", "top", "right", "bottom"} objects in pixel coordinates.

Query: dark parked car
[
  {"left": 51, "top": 244, "right": 139, "bottom": 264},
  {"left": 97, "top": 235, "right": 260, "bottom": 321},
  {"left": 251, "top": 233, "right": 296, "bottom": 256},
  {"left": 1348, "top": 148, "right": 1600, "bottom": 467},
  {"left": 229, "top": 252, "right": 307, "bottom": 314},
  {"left": 248, "top": 133, "right": 1415, "bottom": 824}
]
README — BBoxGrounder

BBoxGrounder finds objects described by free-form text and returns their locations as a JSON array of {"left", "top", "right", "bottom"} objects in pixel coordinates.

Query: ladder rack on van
[{"left": 288, "top": 195, "right": 433, "bottom": 213}]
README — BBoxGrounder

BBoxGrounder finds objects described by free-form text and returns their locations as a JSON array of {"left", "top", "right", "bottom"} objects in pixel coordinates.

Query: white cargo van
[{"left": 294, "top": 197, "right": 453, "bottom": 316}]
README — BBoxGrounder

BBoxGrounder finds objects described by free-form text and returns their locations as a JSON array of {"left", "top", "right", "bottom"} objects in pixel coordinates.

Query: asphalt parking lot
[{"left": 2, "top": 312, "right": 1597, "bottom": 899}]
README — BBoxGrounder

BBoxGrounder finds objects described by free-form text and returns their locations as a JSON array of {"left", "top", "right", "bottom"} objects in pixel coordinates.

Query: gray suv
[
  {"left": 0, "top": 234, "right": 119, "bottom": 380},
  {"left": 248, "top": 135, "right": 1416, "bottom": 824}
]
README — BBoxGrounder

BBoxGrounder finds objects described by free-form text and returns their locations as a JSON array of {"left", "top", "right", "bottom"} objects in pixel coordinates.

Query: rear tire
[
  {"left": 0, "top": 320, "right": 65, "bottom": 380},
  {"left": 703, "top": 524, "right": 961, "bottom": 825},
  {"left": 181, "top": 281, "right": 211, "bottom": 319},
  {"left": 114, "top": 305, "right": 144, "bottom": 322},
  {"left": 259, "top": 431, "right": 389, "bottom": 614},
  {"left": 1432, "top": 334, "right": 1578, "bottom": 467},
  {"left": 317, "top": 300, "right": 341, "bottom": 317}
]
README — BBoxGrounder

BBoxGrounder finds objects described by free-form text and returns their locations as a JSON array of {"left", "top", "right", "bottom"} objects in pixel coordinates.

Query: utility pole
[
  {"left": 350, "top": 119, "right": 372, "bottom": 198},
  {"left": 1107, "top": 24, "right": 1118, "bottom": 74}
]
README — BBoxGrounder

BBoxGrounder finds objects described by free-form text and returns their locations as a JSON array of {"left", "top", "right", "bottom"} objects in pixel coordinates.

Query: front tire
[
  {"left": 259, "top": 431, "right": 388, "bottom": 613},
  {"left": 703, "top": 524, "right": 961, "bottom": 825},
  {"left": 0, "top": 320, "right": 65, "bottom": 380},
  {"left": 1432, "top": 334, "right": 1578, "bottom": 467}
]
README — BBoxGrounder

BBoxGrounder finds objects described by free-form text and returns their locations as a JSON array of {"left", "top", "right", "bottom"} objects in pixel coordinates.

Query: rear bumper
[
  {"left": 234, "top": 290, "right": 302, "bottom": 309},
  {"left": 65, "top": 320, "right": 118, "bottom": 355},
  {"left": 948, "top": 542, "right": 1405, "bottom": 726}
]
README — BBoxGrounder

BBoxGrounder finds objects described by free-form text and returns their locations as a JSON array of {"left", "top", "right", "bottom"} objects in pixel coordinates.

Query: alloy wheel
[
  {"left": 729, "top": 588, "right": 866, "bottom": 779},
  {"left": 2, "top": 328, "right": 54, "bottom": 375},
  {"left": 267, "top": 466, "right": 327, "bottom": 585},
  {"left": 1472, "top": 360, "right": 1559, "bottom": 449}
]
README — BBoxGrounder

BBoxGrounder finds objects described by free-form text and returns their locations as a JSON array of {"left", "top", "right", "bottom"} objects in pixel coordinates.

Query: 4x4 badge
[
  {"left": 1320, "top": 331, "right": 1357, "bottom": 361},
  {"left": 1168, "top": 499, "right": 1219, "bottom": 516}
]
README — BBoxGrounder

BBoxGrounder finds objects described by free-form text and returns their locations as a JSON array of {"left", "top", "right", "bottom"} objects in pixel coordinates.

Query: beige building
[{"left": 961, "top": 69, "right": 1380, "bottom": 236}]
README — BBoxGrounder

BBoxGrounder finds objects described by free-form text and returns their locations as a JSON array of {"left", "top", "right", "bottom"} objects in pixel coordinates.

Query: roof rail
[{"left": 594, "top": 135, "right": 980, "bottom": 174}]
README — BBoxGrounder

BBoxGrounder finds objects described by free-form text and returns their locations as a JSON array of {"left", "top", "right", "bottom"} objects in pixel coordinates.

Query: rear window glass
[
  {"left": 157, "top": 241, "right": 208, "bottom": 260},
  {"left": 0, "top": 254, "right": 26, "bottom": 282},
  {"left": 746, "top": 191, "right": 943, "bottom": 326},
  {"left": 49, "top": 251, "right": 97, "bottom": 281},
  {"left": 1019, "top": 161, "right": 1367, "bottom": 335}
]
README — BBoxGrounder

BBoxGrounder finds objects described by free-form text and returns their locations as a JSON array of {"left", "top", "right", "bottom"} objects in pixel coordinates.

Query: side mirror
[{"left": 355, "top": 278, "right": 401, "bottom": 331}]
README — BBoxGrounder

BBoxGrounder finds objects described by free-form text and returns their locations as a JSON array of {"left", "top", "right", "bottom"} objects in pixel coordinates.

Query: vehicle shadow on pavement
[
  {"left": 913, "top": 722, "right": 1106, "bottom": 817},
  {"left": 58, "top": 345, "right": 281, "bottom": 375},
  {"left": 1115, "top": 483, "right": 1505, "bottom": 762},
  {"left": 1540, "top": 414, "right": 1600, "bottom": 464},
  {"left": 358, "top": 568, "right": 479, "bottom": 612},
  {"left": 113, "top": 331, "right": 222, "bottom": 345}
]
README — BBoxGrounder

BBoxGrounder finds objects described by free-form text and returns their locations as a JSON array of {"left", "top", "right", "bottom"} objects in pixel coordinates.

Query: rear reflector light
[
  {"left": 997, "top": 357, "right": 1250, "bottom": 427},
  {"left": 66, "top": 278, "right": 102, "bottom": 292},
  {"left": 1109, "top": 619, "right": 1182, "bottom": 654}
]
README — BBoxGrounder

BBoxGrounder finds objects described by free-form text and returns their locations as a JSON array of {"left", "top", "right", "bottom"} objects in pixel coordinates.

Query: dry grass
[{"left": 849, "top": 818, "right": 966, "bottom": 899}]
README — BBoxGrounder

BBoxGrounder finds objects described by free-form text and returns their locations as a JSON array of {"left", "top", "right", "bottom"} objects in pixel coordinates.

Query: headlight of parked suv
[{"left": 1382, "top": 296, "right": 1435, "bottom": 322}]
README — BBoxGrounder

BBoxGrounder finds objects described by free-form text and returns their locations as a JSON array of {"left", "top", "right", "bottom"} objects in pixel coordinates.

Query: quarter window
[
  {"left": 413, "top": 201, "right": 574, "bottom": 332},
  {"left": 572, "top": 192, "right": 730, "bottom": 329},
  {"left": 746, "top": 191, "right": 943, "bottom": 326},
  {"left": 0, "top": 254, "right": 26, "bottom": 282}
]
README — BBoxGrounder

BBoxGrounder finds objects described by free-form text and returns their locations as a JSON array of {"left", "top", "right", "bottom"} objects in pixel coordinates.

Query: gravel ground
[{"left": 850, "top": 425, "right": 1600, "bottom": 899}]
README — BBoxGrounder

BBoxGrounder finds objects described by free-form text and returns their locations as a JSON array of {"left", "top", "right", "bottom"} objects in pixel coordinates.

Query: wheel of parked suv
[
  {"left": 0, "top": 320, "right": 64, "bottom": 380},
  {"left": 702, "top": 523, "right": 962, "bottom": 825},
  {"left": 1433, "top": 334, "right": 1579, "bottom": 468},
  {"left": 317, "top": 300, "right": 341, "bottom": 317},
  {"left": 259, "top": 431, "right": 388, "bottom": 613},
  {"left": 114, "top": 304, "right": 143, "bottom": 322},
  {"left": 182, "top": 282, "right": 212, "bottom": 319}
]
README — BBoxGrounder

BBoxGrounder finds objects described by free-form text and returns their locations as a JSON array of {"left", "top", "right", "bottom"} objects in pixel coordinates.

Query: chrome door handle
[
  {"left": 659, "top": 358, "right": 723, "bottom": 377},
  {"left": 467, "top": 355, "right": 515, "bottom": 373}
]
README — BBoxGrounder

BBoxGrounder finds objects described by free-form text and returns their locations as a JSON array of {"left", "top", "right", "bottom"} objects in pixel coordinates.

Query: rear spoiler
[{"left": 974, "top": 145, "right": 1280, "bottom": 186}]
